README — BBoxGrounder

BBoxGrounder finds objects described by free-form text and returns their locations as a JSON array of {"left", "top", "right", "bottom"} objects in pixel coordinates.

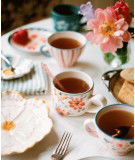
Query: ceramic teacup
[
  {"left": 51, "top": 4, "right": 84, "bottom": 31},
  {"left": 40, "top": 31, "right": 87, "bottom": 67},
  {"left": 84, "top": 104, "right": 134, "bottom": 155},
  {"left": 52, "top": 70, "right": 107, "bottom": 116}
]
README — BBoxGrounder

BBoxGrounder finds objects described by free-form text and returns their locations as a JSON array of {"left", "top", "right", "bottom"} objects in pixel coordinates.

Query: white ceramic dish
[
  {"left": 79, "top": 156, "right": 114, "bottom": 160},
  {"left": 1, "top": 91, "right": 53, "bottom": 155},
  {"left": 1, "top": 58, "right": 34, "bottom": 80},
  {"left": 8, "top": 28, "right": 52, "bottom": 56}
]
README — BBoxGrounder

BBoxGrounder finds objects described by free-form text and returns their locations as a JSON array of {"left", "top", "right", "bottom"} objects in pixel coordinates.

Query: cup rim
[
  {"left": 53, "top": 70, "right": 94, "bottom": 96},
  {"left": 47, "top": 31, "right": 87, "bottom": 50},
  {"left": 51, "top": 4, "right": 80, "bottom": 17},
  {"left": 95, "top": 104, "right": 134, "bottom": 141}
]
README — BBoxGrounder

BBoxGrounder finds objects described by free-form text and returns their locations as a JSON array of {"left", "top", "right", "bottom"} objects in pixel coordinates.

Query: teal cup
[{"left": 51, "top": 4, "right": 84, "bottom": 31}]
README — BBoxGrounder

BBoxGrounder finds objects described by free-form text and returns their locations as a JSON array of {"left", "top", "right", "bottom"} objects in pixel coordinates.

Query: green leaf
[
  {"left": 118, "top": 55, "right": 128, "bottom": 64},
  {"left": 104, "top": 52, "right": 115, "bottom": 64},
  {"left": 116, "top": 42, "right": 128, "bottom": 64},
  {"left": 116, "top": 42, "right": 128, "bottom": 56}
]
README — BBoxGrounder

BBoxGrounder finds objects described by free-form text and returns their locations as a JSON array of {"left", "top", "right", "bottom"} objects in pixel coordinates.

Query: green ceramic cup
[{"left": 51, "top": 4, "right": 85, "bottom": 31}]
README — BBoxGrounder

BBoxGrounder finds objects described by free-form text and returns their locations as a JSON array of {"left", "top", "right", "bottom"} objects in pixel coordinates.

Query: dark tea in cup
[
  {"left": 98, "top": 110, "right": 134, "bottom": 139},
  {"left": 50, "top": 38, "right": 81, "bottom": 49},
  {"left": 84, "top": 104, "right": 134, "bottom": 155},
  {"left": 54, "top": 77, "right": 90, "bottom": 94}
]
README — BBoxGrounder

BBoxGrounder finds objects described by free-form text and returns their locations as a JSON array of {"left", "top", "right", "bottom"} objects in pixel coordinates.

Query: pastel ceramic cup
[
  {"left": 53, "top": 70, "right": 107, "bottom": 116},
  {"left": 40, "top": 31, "right": 87, "bottom": 67},
  {"left": 84, "top": 104, "right": 134, "bottom": 156},
  {"left": 51, "top": 4, "right": 84, "bottom": 31}
]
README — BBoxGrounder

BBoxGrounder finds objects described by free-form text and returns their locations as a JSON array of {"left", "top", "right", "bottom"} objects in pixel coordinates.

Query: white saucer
[{"left": 1, "top": 57, "right": 33, "bottom": 80}]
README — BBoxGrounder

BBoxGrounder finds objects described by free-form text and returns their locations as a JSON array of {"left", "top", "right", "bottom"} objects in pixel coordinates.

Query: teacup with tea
[
  {"left": 84, "top": 104, "right": 134, "bottom": 155},
  {"left": 40, "top": 31, "right": 87, "bottom": 67},
  {"left": 52, "top": 70, "right": 107, "bottom": 116}
]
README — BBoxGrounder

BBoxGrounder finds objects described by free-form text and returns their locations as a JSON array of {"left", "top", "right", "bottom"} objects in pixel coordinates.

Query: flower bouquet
[{"left": 79, "top": 0, "right": 132, "bottom": 68}]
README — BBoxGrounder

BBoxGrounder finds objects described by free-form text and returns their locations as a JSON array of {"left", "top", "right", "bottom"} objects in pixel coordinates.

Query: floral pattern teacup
[
  {"left": 53, "top": 70, "right": 107, "bottom": 116},
  {"left": 84, "top": 104, "right": 134, "bottom": 155}
]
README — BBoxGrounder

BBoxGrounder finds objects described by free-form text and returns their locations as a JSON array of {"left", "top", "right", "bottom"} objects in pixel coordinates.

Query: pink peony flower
[{"left": 86, "top": 7, "right": 131, "bottom": 53}]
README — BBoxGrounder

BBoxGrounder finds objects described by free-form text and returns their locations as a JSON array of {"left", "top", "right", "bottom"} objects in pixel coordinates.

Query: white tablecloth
[{"left": 1, "top": 18, "right": 134, "bottom": 160}]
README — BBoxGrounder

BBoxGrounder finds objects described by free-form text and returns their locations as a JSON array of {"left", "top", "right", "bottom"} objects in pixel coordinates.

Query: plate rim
[{"left": 78, "top": 156, "right": 114, "bottom": 160}]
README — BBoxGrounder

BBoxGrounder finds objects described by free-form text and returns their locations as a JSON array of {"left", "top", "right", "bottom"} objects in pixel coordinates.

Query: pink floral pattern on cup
[
  {"left": 56, "top": 107, "right": 69, "bottom": 116},
  {"left": 53, "top": 88, "right": 89, "bottom": 116},
  {"left": 69, "top": 98, "right": 85, "bottom": 110},
  {"left": 101, "top": 136, "right": 134, "bottom": 155}
]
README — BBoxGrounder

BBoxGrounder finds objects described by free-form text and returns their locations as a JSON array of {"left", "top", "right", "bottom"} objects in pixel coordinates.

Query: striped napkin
[{"left": 1, "top": 63, "right": 49, "bottom": 95}]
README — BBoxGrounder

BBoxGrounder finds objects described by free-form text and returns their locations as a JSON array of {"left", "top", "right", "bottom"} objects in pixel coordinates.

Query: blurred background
[{"left": 2, "top": 0, "right": 134, "bottom": 34}]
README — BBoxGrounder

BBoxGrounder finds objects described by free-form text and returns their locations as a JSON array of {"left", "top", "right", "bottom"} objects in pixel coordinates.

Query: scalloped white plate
[{"left": 1, "top": 91, "right": 53, "bottom": 155}]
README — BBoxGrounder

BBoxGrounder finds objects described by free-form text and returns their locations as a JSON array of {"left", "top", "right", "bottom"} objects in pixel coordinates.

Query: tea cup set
[
  {"left": 48, "top": 33, "right": 133, "bottom": 156},
  {"left": 50, "top": 6, "right": 134, "bottom": 155},
  {"left": 52, "top": 71, "right": 134, "bottom": 156},
  {"left": 2, "top": 3, "right": 134, "bottom": 159}
]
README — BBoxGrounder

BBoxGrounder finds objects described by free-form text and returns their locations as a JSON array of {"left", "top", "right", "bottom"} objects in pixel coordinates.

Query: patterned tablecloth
[{"left": 1, "top": 18, "right": 134, "bottom": 160}]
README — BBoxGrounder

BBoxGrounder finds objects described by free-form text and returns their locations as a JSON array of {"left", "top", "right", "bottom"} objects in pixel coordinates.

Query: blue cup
[{"left": 51, "top": 4, "right": 84, "bottom": 31}]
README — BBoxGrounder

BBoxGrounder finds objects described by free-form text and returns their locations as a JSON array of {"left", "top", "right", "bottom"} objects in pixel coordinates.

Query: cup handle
[
  {"left": 86, "top": 94, "right": 107, "bottom": 113},
  {"left": 40, "top": 45, "right": 51, "bottom": 57},
  {"left": 84, "top": 118, "right": 98, "bottom": 138}
]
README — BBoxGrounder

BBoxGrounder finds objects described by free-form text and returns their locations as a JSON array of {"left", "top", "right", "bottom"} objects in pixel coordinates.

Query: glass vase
[{"left": 104, "top": 42, "right": 129, "bottom": 68}]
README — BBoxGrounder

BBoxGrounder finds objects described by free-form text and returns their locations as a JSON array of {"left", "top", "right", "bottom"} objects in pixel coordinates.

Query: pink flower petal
[
  {"left": 87, "top": 19, "right": 99, "bottom": 29},
  {"left": 102, "top": 37, "right": 110, "bottom": 43},
  {"left": 87, "top": 31, "right": 109, "bottom": 44},
  {"left": 104, "top": 8, "right": 115, "bottom": 22},
  {"left": 86, "top": 32, "right": 96, "bottom": 43},
  {"left": 122, "top": 31, "right": 131, "bottom": 42},
  {"left": 115, "top": 18, "right": 125, "bottom": 30},
  {"left": 113, "top": 30, "right": 124, "bottom": 36},
  {"left": 121, "top": 22, "right": 129, "bottom": 31},
  {"left": 115, "top": 18, "right": 129, "bottom": 31},
  {"left": 94, "top": 34, "right": 109, "bottom": 44},
  {"left": 101, "top": 38, "right": 123, "bottom": 53},
  {"left": 95, "top": 8, "right": 104, "bottom": 17},
  {"left": 96, "top": 12, "right": 106, "bottom": 25}
]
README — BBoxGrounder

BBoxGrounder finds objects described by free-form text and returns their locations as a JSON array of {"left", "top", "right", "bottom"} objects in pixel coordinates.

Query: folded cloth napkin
[{"left": 1, "top": 62, "right": 49, "bottom": 95}]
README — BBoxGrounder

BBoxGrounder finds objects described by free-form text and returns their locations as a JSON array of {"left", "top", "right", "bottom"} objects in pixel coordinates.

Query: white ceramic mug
[
  {"left": 84, "top": 104, "right": 134, "bottom": 155},
  {"left": 40, "top": 31, "right": 87, "bottom": 67},
  {"left": 53, "top": 70, "right": 107, "bottom": 116}
]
